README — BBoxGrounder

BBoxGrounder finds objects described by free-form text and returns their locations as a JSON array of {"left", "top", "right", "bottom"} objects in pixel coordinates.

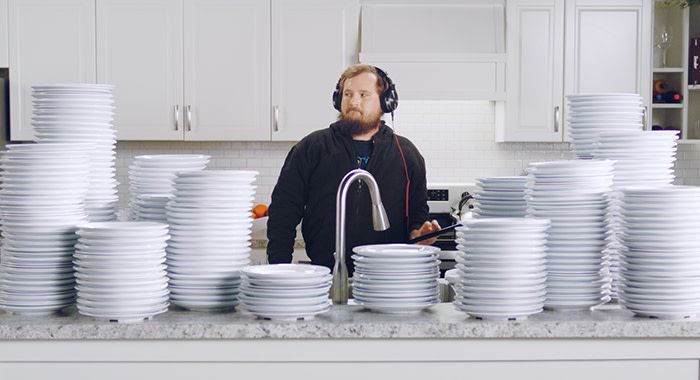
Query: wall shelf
[
  {"left": 653, "top": 67, "right": 684, "bottom": 73},
  {"left": 652, "top": 103, "right": 684, "bottom": 109}
]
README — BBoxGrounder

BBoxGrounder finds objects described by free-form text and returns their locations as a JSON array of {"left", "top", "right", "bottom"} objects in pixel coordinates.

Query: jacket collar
[{"left": 330, "top": 120, "right": 395, "bottom": 143}]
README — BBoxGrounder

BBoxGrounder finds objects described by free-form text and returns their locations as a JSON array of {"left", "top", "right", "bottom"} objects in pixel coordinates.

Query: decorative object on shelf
[
  {"left": 655, "top": 26, "right": 674, "bottom": 67},
  {"left": 653, "top": 79, "right": 683, "bottom": 103},
  {"left": 659, "top": 0, "right": 700, "bottom": 8},
  {"left": 690, "top": 37, "right": 700, "bottom": 85}
]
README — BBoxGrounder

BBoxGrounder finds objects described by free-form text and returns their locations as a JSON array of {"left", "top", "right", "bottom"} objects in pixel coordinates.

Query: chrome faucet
[{"left": 331, "top": 169, "right": 390, "bottom": 304}]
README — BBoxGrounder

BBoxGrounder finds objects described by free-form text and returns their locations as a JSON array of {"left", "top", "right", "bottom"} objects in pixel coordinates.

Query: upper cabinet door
[
  {"left": 0, "top": 0, "right": 8, "bottom": 67},
  {"left": 183, "top": 0, "right": 270, "bottom": 141},
  {"left": 9, "top": 0, "right": 96, "bottom": 141},
  {"left": 271, "top": 0, "right": 359, "bottom": 141},
  {"left": 502, "top": 0, "right": 564, "bottom": 142},
  {"left": 564, "top": 0, "right": 652, "bottom": 132},
  {"left": 97, "top": 0, "right": 184, "bottom": 140}
]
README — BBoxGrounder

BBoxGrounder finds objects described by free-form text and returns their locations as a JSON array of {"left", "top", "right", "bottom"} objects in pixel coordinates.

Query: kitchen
[{"left": 2, "top": 0, "right": 700, "bottom": 379}]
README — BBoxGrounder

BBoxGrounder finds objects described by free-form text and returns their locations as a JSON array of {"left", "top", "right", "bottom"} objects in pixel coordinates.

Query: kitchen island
[{"left": 1, "top": 303, "right": 699, "bottom": 379}]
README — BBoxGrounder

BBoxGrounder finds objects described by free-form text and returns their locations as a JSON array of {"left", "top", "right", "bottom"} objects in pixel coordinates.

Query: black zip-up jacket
[{"left": 266, "top": 121, "right": 430, "bottom": 275}]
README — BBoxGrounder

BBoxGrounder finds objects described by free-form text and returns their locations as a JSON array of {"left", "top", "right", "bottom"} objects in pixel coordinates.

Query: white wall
[{"left": 115, "top": 100, "right": 695, "bottom": 209}]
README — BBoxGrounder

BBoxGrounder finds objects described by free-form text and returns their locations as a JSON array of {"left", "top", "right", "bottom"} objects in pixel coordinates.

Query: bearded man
[{"left": 266, "top": 64, "right": 439, "bottom": 275}]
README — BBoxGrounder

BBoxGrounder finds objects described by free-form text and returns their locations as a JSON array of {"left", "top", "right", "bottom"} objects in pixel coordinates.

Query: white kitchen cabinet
[
  {"left": 184, "top": 0, "right": 270, "bottom": 141},
  {"left": 271, "top": 0, "right": 359, "bottom": 141},
  {"left": 501, "top": 0, "right": 564, "bottom": 142},
  {"left": 97, "top": 0, "right": 184, "bottom": 141},
  {"left": 0, "top": 0, "right": 8, "bottom": 67},
  {"left": 563, "top": 0, "right": 652, "bottom": 137},
  {"left": 8, "top": 0, "right": 96, "bottom": 141},
  {"left": 500, "top": 0, "right": 652, "bottom": 142}
]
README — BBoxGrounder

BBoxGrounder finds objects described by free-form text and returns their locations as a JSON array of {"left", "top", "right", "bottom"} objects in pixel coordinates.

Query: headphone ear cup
[
  {"left": 382, "top": 84, "right": 398, "bottom": 113},
  {"left": 332, "top": 85, "right": 342, "bottom": 112}
]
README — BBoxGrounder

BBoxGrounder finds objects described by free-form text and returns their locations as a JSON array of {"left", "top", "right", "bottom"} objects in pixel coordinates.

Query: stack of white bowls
[
  {"left": 74, "top": 222, "right": 170, "bottom": 323},
  {"left": 473, "top": 177, "right": 528, "bottom": 218},
  {"left": 0, "top": 143, "right": 90, "bottom": 315},
  {"left": 128, "top": 154, "right": 210, "bottom": 220},
  {"left": 351, "top": 244, "right": 440, "bottom": 314},
  {"left": 566, "top": 93, "right": 644, "bottom": 158},
  {"left": 239, "top": 264, "right": 332, "bottom": 320},
  {"left": 592, "top": 130, "right": 680, "bottom": 299},
  {"left": 131, "top": 194, "right": 172, "bottom": 223},
  {"left": 454, "top": 218, "right": 550, "bottom": 320},
  {"left": 32, "top": 84, "right": 119, "bottom": 221},
  {"left": 526, "top": 160, "right": 614, "bottom": 310},
  {"left": 165, "top": 170, "right": 258, "bottom": 311},
  {"left": 618, "top": 186, "right": 700, "bottom": 319}
]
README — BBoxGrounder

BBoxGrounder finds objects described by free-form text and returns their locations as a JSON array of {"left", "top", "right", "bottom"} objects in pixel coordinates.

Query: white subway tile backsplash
[{"left": 112, "top": 100, "right": 700, "bottom": 210}]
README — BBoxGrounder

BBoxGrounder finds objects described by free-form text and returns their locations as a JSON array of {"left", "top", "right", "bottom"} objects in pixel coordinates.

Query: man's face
[{"left": 339, "top": 72, "right": 383, "bottom": 135}]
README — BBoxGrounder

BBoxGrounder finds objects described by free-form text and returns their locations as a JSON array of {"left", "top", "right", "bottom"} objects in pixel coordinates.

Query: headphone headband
[{"left": 332, "top": 65, "right": 399, "bottom": 113}]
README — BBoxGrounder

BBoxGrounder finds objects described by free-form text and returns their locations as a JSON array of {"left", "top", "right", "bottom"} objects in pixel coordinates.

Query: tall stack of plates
[
  {"left": 32, "top": 84, "right": 119, "bottom": 221},
  {"left": 74, "top": 222, "right": 170, "bottom": 323},
  {"left": 131, "top": 194, "right": 172, "bottom": 223},
  {"left": 165, "top": 170, "right": 258, "bottom": 311},
  {"left": 0, "top": 143, "right": 90, "bottom": 315},
  {"left": 128, "top": 154, "right": 210, "bottom": 220},
  {"left": 239, "top": 264, "right": 332, "bottom": 320},
  {"left": 454, "top": 218, "right": 550, "bottom": 320},
  {"left": 473, "top": 177, "right": 528, "bottom": 218},
  {"left": 592, "top": 130, "right": 680, "bottom": 299},
  {"left": 618, "top": 186, "right": 700, "bottom": 320},
  {"left": 351, "top": 244, "right": 440, "bottom": 314},
  {"left": 566, "top": 93, "right": 644, "bottom": 158},
  {"left": 525, "top": 160, "right": 614, "bottom": 310}
]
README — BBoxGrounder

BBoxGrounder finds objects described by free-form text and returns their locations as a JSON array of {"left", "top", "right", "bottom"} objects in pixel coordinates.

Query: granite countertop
[{"left": 1, "top": 302, "right": 700, "bottom": 340}]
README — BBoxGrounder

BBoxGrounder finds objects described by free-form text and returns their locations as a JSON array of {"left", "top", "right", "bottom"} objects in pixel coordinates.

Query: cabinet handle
[
  {"left": 186, "top": 105, "right": 192, "bottom": 132},
  {"left": 643, "top": 105, "right": 648, "bottom": 131},
  {"left": 273, "top": 105, "right": 279, "bottom": 132},
  {"left": 174, "top": 105, "right": 180, "bottom": 131},
  {"left": 554, "top": 106, "right": 560, "bottom": 133}
]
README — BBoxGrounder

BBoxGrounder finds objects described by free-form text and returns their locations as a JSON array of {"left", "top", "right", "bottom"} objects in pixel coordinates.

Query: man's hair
[{"left": 338, "top": 64, "right": 385, "bottom": 95}]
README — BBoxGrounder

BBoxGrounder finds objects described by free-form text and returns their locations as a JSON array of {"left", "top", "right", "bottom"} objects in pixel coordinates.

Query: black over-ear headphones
[{"left": 332, "top": 66, "right": 399, "bottom": 113}]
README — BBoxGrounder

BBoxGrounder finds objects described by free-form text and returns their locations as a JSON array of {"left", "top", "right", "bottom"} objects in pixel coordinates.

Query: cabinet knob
[
  {"left": 186, "top": 105, "right": 192, "bottom": 132},
  {"left": 554, "top": 106, "right": 560, "bottom": 133},
  {"left": 174, "top": 105, "right": 180, "bottom": 131},
  {"left": 273, "top": 105, "right": 279, "bottom": 132}
]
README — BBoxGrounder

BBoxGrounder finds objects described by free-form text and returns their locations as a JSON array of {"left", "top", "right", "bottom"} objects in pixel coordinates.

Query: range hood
[{"left": 359, "top": 0, "right": 505, "bottom": 100}]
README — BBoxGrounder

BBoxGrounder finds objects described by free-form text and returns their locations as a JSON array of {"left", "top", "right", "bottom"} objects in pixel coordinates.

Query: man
[{"left": 266, "top": 64, "right": 440, "bottom": 275}]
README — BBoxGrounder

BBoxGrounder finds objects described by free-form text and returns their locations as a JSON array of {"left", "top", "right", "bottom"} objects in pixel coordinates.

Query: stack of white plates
[
  {"left": 618, "top": 186, "right": 700, "bottom": 319},
  {"left": 132, "top": 194, "right": 173, "bottom": 223},
  {"left": 526, "top": 160, "right": 614, "bottom": 310},
  {"left": 592, "top": 131, "right": 679, "bottom": 188},
  {"left": 128, "top": 154, "right": 210, "bottom": 220},
  {"left": 351, "top": 244, "right": 440, "bottom": 314},
  {"left": 0, "top": 143, "right": 90, "bottom": 315},
  {"left": 454, "top": 218, "right": 550, "bottom": 320},
  {"left": 165, "top": 170, "right": 258, "bottom": 311},
  {"left": 566, "top": 93, "right": 644, "bottom": 158},
  {"left": 74, "top": 222, "right": 170, "bottom": 323},
  {"left": 32, "top": 84, "right": 119, "bottom": 221},
  {"left": 239, "top": 264, "right": 332, "bottom": 320},
  {"left": 592, "top": 130, "right": 680, "bottom": 299},
  {"left": 473, "top": 177, "right": 528, "bottom": 218}
]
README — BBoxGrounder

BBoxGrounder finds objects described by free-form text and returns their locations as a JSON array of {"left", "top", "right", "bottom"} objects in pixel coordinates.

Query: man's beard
[{"left": 337, "top": 110, "right": 382, "bottom": 135}]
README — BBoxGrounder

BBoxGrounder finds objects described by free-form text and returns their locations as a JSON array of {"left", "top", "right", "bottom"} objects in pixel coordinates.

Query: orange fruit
[{"left": 253, "top": 204, "right": 268, "bottom": 218}]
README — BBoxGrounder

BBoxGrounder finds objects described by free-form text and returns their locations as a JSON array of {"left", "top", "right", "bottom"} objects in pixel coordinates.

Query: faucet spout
[{"left": 331, "top": 169, "right": 390, "bottom": 304}]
